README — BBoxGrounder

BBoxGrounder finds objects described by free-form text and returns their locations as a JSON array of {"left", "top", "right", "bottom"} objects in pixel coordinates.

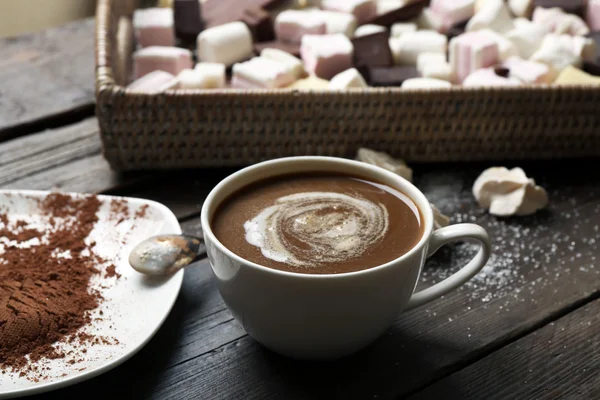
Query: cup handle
[{"left": 405, "top": 224, "right": 491, "bottom": 311}]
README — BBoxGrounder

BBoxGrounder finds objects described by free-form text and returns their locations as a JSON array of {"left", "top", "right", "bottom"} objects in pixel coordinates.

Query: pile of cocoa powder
[{"left": 0, "top": 194, "right": 117, "bottom": 375}]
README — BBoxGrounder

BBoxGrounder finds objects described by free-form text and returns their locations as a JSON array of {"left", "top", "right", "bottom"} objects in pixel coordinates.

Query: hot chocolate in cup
[{"left": 201, "top": 156, "right": 491, "bottom": 360}]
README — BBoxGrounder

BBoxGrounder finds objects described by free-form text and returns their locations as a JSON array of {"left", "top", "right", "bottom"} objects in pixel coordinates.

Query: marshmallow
[
  {"left": 417, "top": 53, "right": 454, "bottom": 81},
  {"left": 275, "top": 10, "right": 327, "bottom": 44},
  {"left": 431, "top": 204, "right": 451, "bottom": 230},
  {"left": 430, "top": 0, "right": 475, "bottom": 33},
  {"left": 310, "top": 10, "right": 358, "bottom": 37},
  {"left": 505, "top": 18, "right": 549, "bottom": 59},
  {"left": 133, "top": 8, "right": 175, "bottom": 47},
  {"left": 504, "top": 56, "right": 552, "bottom": 84},
  {"left": 463, "top": 68, "right": 523, "bottom": 87},
  {"left": 467, "top": 0, "right": 515, "bottom": 34},
  {"left": 356, "top": 148, "right": 413, "bottom": 182},
  {"left": 532, "top": 7, "right": 590, "bottom": 36},
  {"left": 588, "top": 0, "right": 600, "bottom": 31},
  {"left": 416, "top": 7, "right": 444, "bottom": 32},
  {"left": 321, "top": 0, "right": 377, "bottom": 24},
  {"left": 402, "top": 77, "right": 453, "bottom": 88},
  {"left": 354, "top": 24, "right": 387, "bottom": 37},
  {"left": 377, "top": 0, "right": 410, "bottom": 15},
  {"left": 555, "top": 65, "right": 600, "bottom": 85},
  {"left": 390, "top": 22, "right": 418, "bottom": 37},
  {"left": 232, "top": 57, "right": 297, "bottom": 89},
  {"left": 133, "top": 46, "right": 193, "bottom": 79},
  {"left": 288, "top": 75, "right": 331, "bottom": 89},
  {"left": 128, "top": 70, "right": 178, "bottom": 92},
  {"left": 176, "top": 63, "right": 226, "bottom": 89},
  {"left": 329, "top": 68, "right": 369, "bottom": 88},
  {"left": 197, "top": 22, "right": 254, "bottom": 65},
  {"left": 449, "top": 31, "right": 499, "bottom": 83},
  {"left": 300, "top": 34, "right": 354, "bottom": 79},
  {"left": 260, "top": 48, "right": 306, "bottom": 79},
  {"left": 530, "top": 34, "right": 584, "bottom": 81},
  {"left": 508, "top": 0, "right": 533, "bottom": 17},
  {"left": 389, "top": 30, "right": 448, "bottom": 65},
  {"left": 479, "top": 29, "right": 519, "bottom": 61}
]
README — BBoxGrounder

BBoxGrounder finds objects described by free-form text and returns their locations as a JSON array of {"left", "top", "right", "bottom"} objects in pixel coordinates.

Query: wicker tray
[{"left": 96, "top": 0, "right": 600, "bottom": 171}]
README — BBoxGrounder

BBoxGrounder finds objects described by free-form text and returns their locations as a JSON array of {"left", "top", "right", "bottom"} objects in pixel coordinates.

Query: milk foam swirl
[{"left": 244, "top": 192, "right": 389, "bottom": 268}]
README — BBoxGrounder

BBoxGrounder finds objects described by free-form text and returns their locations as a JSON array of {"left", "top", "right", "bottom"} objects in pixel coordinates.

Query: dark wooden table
[{"left": 2, "top": 19, "right": 600, "bottom": 400}]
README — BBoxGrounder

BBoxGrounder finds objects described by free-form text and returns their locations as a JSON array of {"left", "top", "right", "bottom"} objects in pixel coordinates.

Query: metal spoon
[{"left": 129, "top": 234, "right": 204, "bottom": 276}]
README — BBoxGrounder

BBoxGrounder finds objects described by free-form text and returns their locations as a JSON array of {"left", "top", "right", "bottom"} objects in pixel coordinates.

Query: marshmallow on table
[
  {"left": 391, "top": 22, "right": 417, "bottom": 37},
  {"left": 416, "top": 7, "right": 444, "bottom": 32},
  {"left": 275, "top": 10, "right": 327, "bottom": 44},
  {"left": 329, "top": 68, "right": 369, "bottom": 88},
  {"left": 555, "top": 66, "right": 600, "bottom": 85},
  {"left": 402, "top": 77, "right": 453, "bottom": 88},
  {"left": 261, "top": 48, "right": 306, "bottom": 79},
  {"left": 389, "top": 30, "right": 448, "bottom": 65},
  {"left": 232, "top": 57, "right": 297, "bottom": 89},
  {"left": 508, "top": 0, "right": 533, "bottom": 17},
  {"left": 505, "top": 18, "right": 549, "bottom": 59},
  {"left": 133, "top": 46, "right": 193, "bottom": 79},
  {"left": 310, "top": 10, "right": 357, "bottom": 37},
  {"left": 300, "top": 34, "right": 354, "bottom": 79},
  {"left": 354, "top": 24, "right": 387, "bottom": 37},
  {"left": 449, "top": 31, "right": 499, "bottom": 83},
  {"left": 128, "top": 70, "right": 178, "bottom": 92},
  {"left": 417, "top": 53, "right": 454, "bottom": 82},
  {"left": 197, "top": 22, "right": 254, "bottom": 65},
  {"left": 176, "top": 63, "right": 226, "bottom": 89},
  {"left": 288, "top": 76, "right": 331, "bottom": 89},
  {"left": 532, "top": 7, "right": 590, "bottom": 36},
  {"left": 463, "top": 68, "right": 522, "bottom": 87},
  {"left": 504, "top": 56, "right": 552, "bottom": 84},
  {"left": 133, "top": 8, "right": 175, "bottom": 47},
  {"left": 530, "top": 34, "right": 584, "bottom": 81},
  {"left": 430, "top": 0, "right": 475, "bottom": 33},
  {"left": 321, "top": 0, "right": 377, "bottom": 24},
  {"left": 588, "top": 0, "right": 600, "bottom": 31},
  {"left": 466, "top": 0, "right": 515, "bottom": 34}
]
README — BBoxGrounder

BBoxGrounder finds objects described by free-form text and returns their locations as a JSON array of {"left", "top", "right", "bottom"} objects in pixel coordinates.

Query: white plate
[{"left": 0, "top": 190, "right": 184, "bottom": 399}]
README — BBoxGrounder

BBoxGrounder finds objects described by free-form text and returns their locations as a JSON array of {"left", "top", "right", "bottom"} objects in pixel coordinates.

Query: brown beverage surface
[{"left": 211, "top": 174, "right": 423, "bottom": 274}]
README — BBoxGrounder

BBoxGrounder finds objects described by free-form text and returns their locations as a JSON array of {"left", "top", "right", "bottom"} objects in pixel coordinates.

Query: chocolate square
[
  {"left": 366, "top": 0, "right": 428, "bottom": 28},
  {"left": 446, "top": 21, "right": 467, "bottom": 40},
  {"left": 241, "top": 8, "right": 275, "bottom": 42},
  {"left": 583, "top": 62, "right": 600, "bottom": 77},
  {"left": 351, "top": 31, "right": 394, "bottom": 68},
  {"left": 254, "top": 41, "right": 301, "bottom": 57},
  {"left": 174, "top": 0, "right": 203, "bottom": 41},
  {"left": 533, "top": 0, "right": 587, "bottom": 17},
  {"left": 365, "top": 66, "right": 420, "bottom": 87}
]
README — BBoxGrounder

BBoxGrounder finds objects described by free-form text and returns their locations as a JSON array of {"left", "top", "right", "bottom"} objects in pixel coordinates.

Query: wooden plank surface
[
  {"left": 408, "top": 297, "right": 600, "bottom": 400},
  {"left": 0, "top": 18, "right": 95, "bottom": 141}
]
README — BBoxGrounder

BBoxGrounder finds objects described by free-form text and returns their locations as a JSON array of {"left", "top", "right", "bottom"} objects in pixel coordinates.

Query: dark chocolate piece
[
  {"left": 533, "top": 0, "right": 587, "bottom": 17},
  {"left": 351, "top": 31, "right": 394, "bottom": 68},
  {"left": 366, "top": 0, "right": 428, "bottom": 28},
  {"left": 365, "top": 66, "right": 420, "bottom": 86},
  {"left": 254, "top": 41, "right": 301, "bottom": 57},
  {"left": 446, "top": 21, "right": 467, "bottom": 40},
  {"left": 241, "top": 8, "right": 275, "bottom": 42},
  {"left": 494, "top": 67, "right": 510, "bottom": 78},
  {"left": 174, "top": 0, "right": 203, "bottom": 42},
  {"left": 583, "top": 61, "right": 600, "bottom": 77}
]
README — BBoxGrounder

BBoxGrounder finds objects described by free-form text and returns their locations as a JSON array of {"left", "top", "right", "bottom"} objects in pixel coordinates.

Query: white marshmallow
[
  {"left": 430, "top": 0, "right": 475, "bottom": 32},
  {"left": 416, "top": 52, "right": 446, "bottom": 74},
  {"left": 260, "top": 48, "right": 306, "bottom": 79},
  {"left": 232, "top": 57, "right": 297, "bottom": 89},
  {"left": 463, "top": 68, "right": 522, "bottom": 87},
  {"left": 508, "top": 0, "right": 532, "bottom": 18},
  {"left": 174, "top": 63, "right": 226, "bottom": 89},
  {"left": 417, "top": 53, "right": 454, "bottom": 81},
  {"left": 530, "top": 34, "right": 584, "bottom": 81},
  {"left": 505, "top": 18, "right": 549, "bottom": 59},
  {"left": 416, "top": 7, "right": 443, "bottom": 32},
  {"left": 197, "top": 22, "right": 254, "bottom": 65},
  {"left": 402, "top": 77, "right": 453, "bottom": 89},
  {"left": 310, "top": 10, "right": 358, "bottom": 37},
  {"left": 354, "top": 24, "right": 387, "bottom": 37},
  {"left": 389, "top": 30, "right": 448, "bottom": 65},
  {"left": 532, "top": 7, "right": 590, "bottom": 37},
  {"left": 321, "top": 0, "right": 377, "bottom": 24},
  {"left": 390, "top": 22, "right": 418, "bottom": 37},
  {"left": 329, "top": 68, "right": 369, "bottom": 88},
  {"left": 275, "top": 10, "right": 327, "bottom": 44},
  {"left": 466, "top": 0, "right": 514, "bottom": 34},
  {"left": 479, "top": 29, "right": 518, "bottom": 61},
  {"left": 504, "top": 56, "right": 552, "bottom": 84},
  {"left": 377, "top": 0, "right": 411, "bottom": 15}
]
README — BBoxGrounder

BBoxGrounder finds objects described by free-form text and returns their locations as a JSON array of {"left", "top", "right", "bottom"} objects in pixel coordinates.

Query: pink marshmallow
[
  {"left": 450, "top": 31, "right": 499, "bottom": 83},
  {"left": 321, "top": 0, "right": 377, "bottom": 25},
  {"left": 463, "top": 68, "right": 522, "bottom": 87},
  {"left": 133, "top": 8, "right": 175, "bottom": 48},
  {"left": 127, "top": 71, "right": 178, "bottom": 92},
  {"left": 275, "top": 11, "right": 327, "bottom": 44},
  {"left": 587, "top": 0, "right": 600, "bottom": 31},
  {"left": 532, "top": 7, "right": 590, "bottom": 36},
  {"left": 300, "top": 34, "right": 354, "bottom": 80},
  {"left": 430, "top": 0, "right": 475, "bottom": 33},
  {"left": 504, "top": 56, "right": 552, "bottom": 84},
  {"left": 133, "top": 46, "right": 193, "bottom": 79}
]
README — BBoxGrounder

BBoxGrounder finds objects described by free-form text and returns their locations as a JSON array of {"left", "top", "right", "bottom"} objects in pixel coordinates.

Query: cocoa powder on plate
[{"left": 0, "top": 193, "right": 105, "bottom": 372}]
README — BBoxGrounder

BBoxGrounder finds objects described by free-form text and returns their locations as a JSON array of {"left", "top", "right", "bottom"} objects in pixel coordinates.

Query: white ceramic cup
[{"left": 201, "top": 157, "right": 491, "bottom": 360}]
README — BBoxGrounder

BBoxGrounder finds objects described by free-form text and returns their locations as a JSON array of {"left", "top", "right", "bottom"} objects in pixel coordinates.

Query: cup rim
[{"left": 200, "top": 156, "right": 434, "bottom": 279}]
